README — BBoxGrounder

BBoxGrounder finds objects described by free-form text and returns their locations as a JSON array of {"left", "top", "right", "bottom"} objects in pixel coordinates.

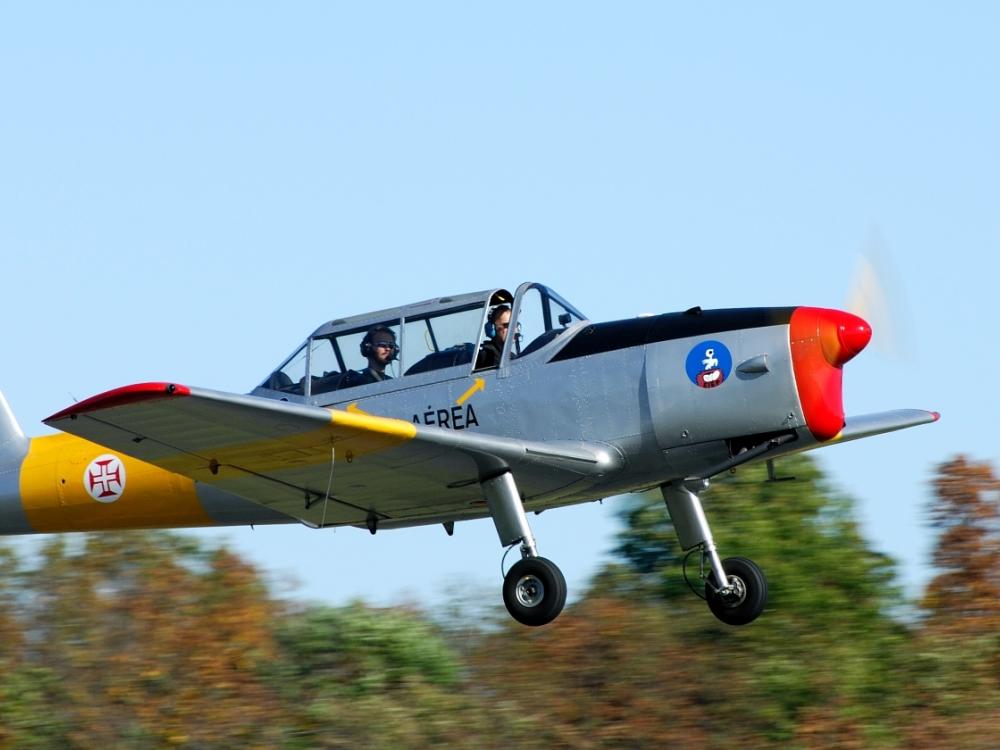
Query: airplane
[{"left": 0, "top": 282, "right": 937, "bottom": 627}]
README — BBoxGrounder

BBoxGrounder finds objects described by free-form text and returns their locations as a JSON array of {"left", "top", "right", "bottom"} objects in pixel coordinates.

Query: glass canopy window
[
  {"left": 261, "top": 303, "right": 487, "bottom": 398},
  {"left": 259, "top": 284, "right": 583, "bottom": 397},
  {"left": 509, "top": 284, "right": 586, "bottom": 359}
]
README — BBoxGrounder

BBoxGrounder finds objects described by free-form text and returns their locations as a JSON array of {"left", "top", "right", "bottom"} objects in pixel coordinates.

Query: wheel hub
[
  {"left": 514, "top": 574, "right": 545, "bottom": 608},
  {"left": 718, "top": 576, "right": 747, "bottom": 607}
]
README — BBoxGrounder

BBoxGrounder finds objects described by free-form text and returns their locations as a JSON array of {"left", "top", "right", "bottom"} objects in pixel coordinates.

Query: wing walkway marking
[{"left": 456, "top": 378, "right": 485, "bottom": 406}]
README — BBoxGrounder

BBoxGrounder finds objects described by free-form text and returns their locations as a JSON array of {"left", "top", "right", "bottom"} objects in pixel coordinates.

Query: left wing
[
  {"left": 45, "top": 383, "right": 623, "bottom": 528},
  {"left": 834, "top": 409, "right": 940, "bottom": 443}
]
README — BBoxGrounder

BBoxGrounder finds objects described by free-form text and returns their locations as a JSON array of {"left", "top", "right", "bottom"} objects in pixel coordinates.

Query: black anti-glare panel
[{"left": 549, "top": 307, "right": 797, "bottom": 362}]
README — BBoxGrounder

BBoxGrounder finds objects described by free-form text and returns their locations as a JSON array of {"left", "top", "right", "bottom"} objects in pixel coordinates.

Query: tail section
[
  {"left": 0, "top": 390, "right": 33, "bottom": 534},
  {"left": 0, "top": 390, "right": 28, "bottom": 470},
  {"left": 0, "top": 388, "right": 293, "bottom": 534}
]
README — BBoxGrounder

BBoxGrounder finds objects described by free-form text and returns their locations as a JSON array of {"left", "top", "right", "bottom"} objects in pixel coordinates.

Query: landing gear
[
  {"left": 661, "top": 480, "right": 767, "bottom": 626},
  {"left": 483, "top": 470, "right": 567, "bottom": 626},
  {"left": 503, "top": 556, "right": 567, "bottom": 627},
  {"left": 705, "top": 556, "right": 767, "bottom": 626}
]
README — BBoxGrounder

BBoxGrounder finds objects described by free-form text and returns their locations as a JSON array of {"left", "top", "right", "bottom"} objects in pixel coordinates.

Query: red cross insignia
[{"left": 84, "top": 454, "right": 127, "bottom": 503}]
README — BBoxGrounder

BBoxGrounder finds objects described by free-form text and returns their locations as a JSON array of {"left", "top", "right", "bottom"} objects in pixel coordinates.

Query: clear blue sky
[{"left": 1, "top": 3, "right": 995, "bottom": 607}]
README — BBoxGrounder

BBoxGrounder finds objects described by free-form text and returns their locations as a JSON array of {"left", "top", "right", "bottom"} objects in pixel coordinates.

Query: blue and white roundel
[{"left": 685, "top": 340, "right": 732, "bottom": 389}]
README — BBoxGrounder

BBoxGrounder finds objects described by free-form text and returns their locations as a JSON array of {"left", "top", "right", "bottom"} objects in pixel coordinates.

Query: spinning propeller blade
[{"left": 845, "top": 225, "right": 913, "bottom": 362}]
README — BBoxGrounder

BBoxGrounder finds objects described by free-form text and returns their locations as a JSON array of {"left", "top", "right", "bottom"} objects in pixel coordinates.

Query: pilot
[
  {"left": 355, "top": 325, "right": 398, "bottom": 384},
  {"left": 476, "top": 305, "right": 511, "bottom": 369}
]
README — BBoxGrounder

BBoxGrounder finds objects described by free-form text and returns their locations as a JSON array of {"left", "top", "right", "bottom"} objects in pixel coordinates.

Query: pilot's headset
[
  {"left": 484, "top": 305, "right": 511, "bottom": 339},
  {"left": 360, "top": 325, "right": 399, "bottom": 360}
]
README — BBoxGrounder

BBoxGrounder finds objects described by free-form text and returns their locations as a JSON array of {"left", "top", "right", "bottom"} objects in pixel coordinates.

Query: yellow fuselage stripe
[{"left": 19, "top": 434, "right": 215, "bottom": 532}]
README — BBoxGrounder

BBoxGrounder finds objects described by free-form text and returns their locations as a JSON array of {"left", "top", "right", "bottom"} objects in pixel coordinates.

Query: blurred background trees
[{"left": 0, "top": 454, "right": 996, "bottom": 748}]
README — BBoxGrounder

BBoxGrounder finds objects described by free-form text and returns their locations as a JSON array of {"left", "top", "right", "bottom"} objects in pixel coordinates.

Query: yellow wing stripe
[
  {"left": 148, "top": 408, "right": 417, "bottom": 480},
  {"left": 328, "top": 408, "right": 417, "bottom": 439}
]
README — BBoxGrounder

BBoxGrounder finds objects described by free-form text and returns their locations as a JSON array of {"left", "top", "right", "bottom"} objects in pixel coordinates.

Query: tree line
[{"left": 0, "top": 454, "right": 997, "bottom": 748}]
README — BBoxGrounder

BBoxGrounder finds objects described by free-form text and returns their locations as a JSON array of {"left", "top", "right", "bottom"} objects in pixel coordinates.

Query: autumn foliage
[{"left": 0, "top": 455, "right": 997, "bottom": 748}]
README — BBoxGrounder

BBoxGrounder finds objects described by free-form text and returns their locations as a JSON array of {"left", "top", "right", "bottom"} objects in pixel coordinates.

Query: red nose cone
[
  {"left": 789, "top": 307, "right": 873, "bottom": 442},
  {"left": 835, "top": 313, "right": 872, "bottom": 366}
]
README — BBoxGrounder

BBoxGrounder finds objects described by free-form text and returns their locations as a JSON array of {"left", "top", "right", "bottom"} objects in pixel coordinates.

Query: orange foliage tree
[
  {"left": 904, "top": 457, "right": 1000, "bottom": 748},
  {"left": 19, "top": 532, "right": 284, "bottom": 748}
]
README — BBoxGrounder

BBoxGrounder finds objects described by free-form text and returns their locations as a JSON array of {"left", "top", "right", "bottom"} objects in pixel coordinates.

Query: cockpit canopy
[{"left": 257, "top": 283, "right": 586, "bottom": 400}]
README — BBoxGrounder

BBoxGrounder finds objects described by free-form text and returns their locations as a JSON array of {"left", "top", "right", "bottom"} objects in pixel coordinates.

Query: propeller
[{"left": 845, "top": 225, "right": 914, "bottom": 362}]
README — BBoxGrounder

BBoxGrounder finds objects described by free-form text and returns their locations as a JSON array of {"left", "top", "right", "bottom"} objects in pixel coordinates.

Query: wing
[
  {"left": 835, "top": 409, "right": 940, "bottom": 443},
  {"left": 45, "top": 383, "right": 623, "bottom": 528},
  {"left": 745, "top": 408, "right": 940, "bottom": 470}
]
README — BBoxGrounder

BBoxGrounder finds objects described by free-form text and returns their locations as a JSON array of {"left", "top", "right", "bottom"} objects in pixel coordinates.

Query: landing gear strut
[
  {"left": 483, "top": 470, "right": 567, "bottom": 626},
  {"left": 662, "top": 480, "right": 767, "bottom": 626}
]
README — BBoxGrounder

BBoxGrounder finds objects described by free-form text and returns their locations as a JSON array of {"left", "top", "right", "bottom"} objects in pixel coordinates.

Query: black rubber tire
[
  {"left": 705, "top": 556, "right": 768, "bottom": 626},
  {"left": 502, "top": 556, "right": 567, "bottom": 627}
]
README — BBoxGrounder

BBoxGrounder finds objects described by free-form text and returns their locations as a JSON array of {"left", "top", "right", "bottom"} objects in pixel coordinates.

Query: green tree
[
  {"left": 273, "top": 602, "right": 460, "bottom": 698},
  {"left": 0, "top": 543, "right": 74, "bottom": 748},
  {"left": 271, "top": 601, "right": 543, "bottom": 749}
]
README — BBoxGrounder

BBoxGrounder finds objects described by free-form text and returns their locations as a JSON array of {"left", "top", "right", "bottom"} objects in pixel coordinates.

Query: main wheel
[
  {"left": 502, "top": 556, "right": 567, "bottom": 626},
  {"left": 705, "top": 556, "right": 767, "bottom": 626}
]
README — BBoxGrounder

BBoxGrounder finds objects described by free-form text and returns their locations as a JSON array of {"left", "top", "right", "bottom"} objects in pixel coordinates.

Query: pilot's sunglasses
[
  {"left": 496, "top": 322, "right": 510, "bottom": 330},
  {"left": 374, "top": 341, "right": 396, "bottom": 349}
]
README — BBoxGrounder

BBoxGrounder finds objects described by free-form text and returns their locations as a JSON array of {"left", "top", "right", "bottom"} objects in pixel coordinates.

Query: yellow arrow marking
[
  {"left": 346, "top": 402, "right": 371, "bottom": 415},
  {"left": 456, "top": 378, "right": 485, "bottom": 406}
]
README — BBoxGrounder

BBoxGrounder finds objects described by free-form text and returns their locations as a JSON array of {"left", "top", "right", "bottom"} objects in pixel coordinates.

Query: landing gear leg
[
  {"left": 483, "top": 471, "right": 567, "bottom": 626},
  {"left": 661, "top": 480, "right": 767, "bottom": 626}
]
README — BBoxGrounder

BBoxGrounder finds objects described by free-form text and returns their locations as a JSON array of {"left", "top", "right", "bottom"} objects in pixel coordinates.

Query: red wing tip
[
  {"left": 45, "top": 382, "right": 191, "bottom": 422},
  {"left": 932, "top": 411, "right": 941, "bottom": 422}
]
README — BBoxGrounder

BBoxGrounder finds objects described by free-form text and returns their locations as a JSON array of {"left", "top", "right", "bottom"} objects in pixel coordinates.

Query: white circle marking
[{"left": 83, "top": 454, "right": 127, "bottom": 504}]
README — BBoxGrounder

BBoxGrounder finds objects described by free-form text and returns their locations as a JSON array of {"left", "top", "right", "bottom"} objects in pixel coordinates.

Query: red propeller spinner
[{"left": 790, "top": 307, "right": 872, "bottom": 441}]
